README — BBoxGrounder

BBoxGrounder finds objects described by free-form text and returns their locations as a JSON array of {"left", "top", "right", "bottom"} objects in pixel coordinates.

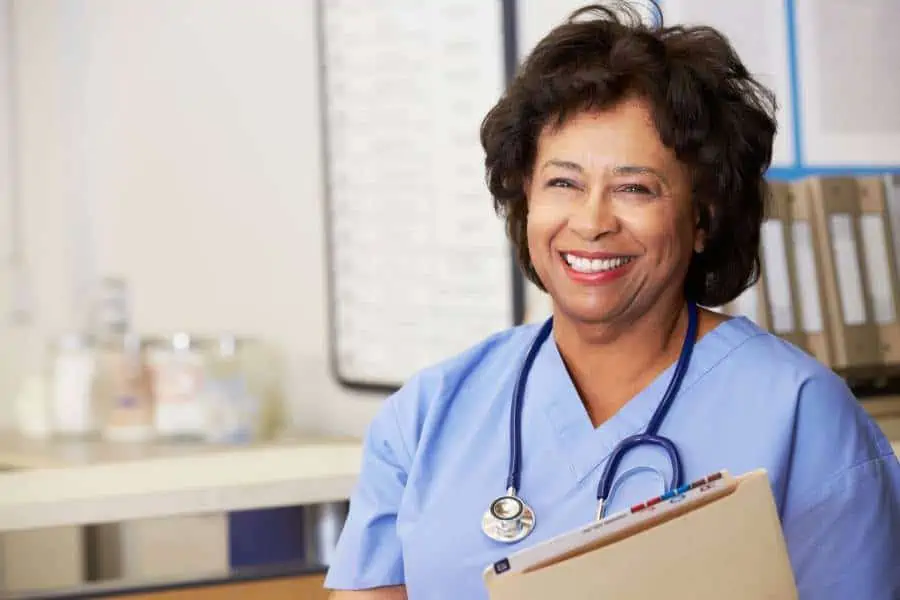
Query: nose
[{"left": 569, "top": 191, "right": 619, "bottom": 241}]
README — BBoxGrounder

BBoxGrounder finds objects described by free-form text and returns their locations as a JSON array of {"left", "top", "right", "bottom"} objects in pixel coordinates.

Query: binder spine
[
  {"left": 787, "top": 181, "right": 833, "bottom": 366},
  {"left": 807, "top": 177, "right": 880, "bottom": 369},
  {"left": 764, "top": 182, "right": 806, "bottom": 350}
]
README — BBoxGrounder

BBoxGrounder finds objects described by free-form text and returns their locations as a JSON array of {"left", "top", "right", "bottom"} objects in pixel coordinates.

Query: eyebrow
[
  {"left": 612, "top": 165, "right": 669, "bottom": 185},
  {"left": 541, "top": 159, "right": 584, "bottom": 174},
  {"left": 540, "top": 160, "right": 668, "bottom": 185}
]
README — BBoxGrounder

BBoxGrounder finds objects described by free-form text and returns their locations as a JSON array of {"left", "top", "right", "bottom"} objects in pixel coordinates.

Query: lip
[{"left": 558, "top": 251, "right": 636, "bottom": 285}]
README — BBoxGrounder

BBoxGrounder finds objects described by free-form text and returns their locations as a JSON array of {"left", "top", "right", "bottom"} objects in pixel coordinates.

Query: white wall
[
  {"left": 0, "top": 0, "right": 24, "bottom": 430},
  {"left": 2, "top": 0, "right": 898, "bottom": 438},
  {"left": 5, "top": 0, "right": 385, "bottom": 437}
]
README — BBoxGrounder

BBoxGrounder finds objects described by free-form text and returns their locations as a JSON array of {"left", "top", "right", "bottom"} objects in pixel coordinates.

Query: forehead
[{"left": 535, "top": 97, "right": 676, "bottom": 169}]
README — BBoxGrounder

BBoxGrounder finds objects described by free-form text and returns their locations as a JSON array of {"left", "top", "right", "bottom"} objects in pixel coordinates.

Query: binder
[
  {"left": 786, "top": 180, "right": 834, "bottom": 366},
  {"left": 855, "top": 177, "right": 900, "bottom": 365},
  {"left": 483, "top": 469, "right": 798, "bottom": 600},
  {"left": 801, "top": 177, "right": 880, "bottom": 368},
  {"left": 762, "top": 182, "right": 807, "bottom": 350}
]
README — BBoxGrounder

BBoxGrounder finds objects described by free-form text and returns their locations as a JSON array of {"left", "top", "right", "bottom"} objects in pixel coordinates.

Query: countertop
[{"left": 0, "top": 432, "right": 363, "bottom": 532}]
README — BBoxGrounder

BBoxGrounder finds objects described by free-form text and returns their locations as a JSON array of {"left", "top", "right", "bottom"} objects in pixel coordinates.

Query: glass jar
[
  {"left": 201, "top": 335, "right": 260, "bottom": 444},
  {"left": 96, "top": 333, "right": 155, "bottom": 443},
  {"left": 49, "top": 333, "right": 98, "bottom": 438},
  {"left": 149, "top": 333, "right": 207, "bottom": 441}
]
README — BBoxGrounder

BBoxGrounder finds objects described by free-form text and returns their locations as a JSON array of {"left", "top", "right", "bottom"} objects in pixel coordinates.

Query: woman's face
[{"left": 526, "top": 97, "right": 703, "bottom": 326}]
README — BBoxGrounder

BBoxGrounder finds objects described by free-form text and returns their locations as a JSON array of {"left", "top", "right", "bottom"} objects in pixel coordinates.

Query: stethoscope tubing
[
  {"left": 595, "top": 302, "right": 698, "bottom": 501},
  {"left": 506, "top": 319, "right": 554, "bottom": 493},
  {"left": 507, "top": 301, "right": 698, "bottom": 504}
]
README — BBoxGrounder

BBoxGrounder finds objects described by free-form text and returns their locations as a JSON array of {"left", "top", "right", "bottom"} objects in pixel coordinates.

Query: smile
[{"left": 562, "top": 253, "right": 634, "bottom": 274}]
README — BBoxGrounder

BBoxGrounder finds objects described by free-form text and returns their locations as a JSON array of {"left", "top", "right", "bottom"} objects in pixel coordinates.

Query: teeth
[{"left": 564, "top": 253, "right": 632, "bottom": 274}]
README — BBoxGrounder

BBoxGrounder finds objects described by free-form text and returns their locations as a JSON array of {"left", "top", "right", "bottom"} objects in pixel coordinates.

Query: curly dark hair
[{"left": 480, "top": 2, "right": 777, "bottom": 306}]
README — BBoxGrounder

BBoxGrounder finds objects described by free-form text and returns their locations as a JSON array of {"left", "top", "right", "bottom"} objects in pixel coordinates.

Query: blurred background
[{"left": 0, "top": 0, "right": 897, "bottom": 598}]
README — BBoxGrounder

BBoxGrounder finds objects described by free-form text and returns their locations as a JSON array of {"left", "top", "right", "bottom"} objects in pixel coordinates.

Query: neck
[{"left": 552, "top": 297, "right": 691, "bottom": 427}]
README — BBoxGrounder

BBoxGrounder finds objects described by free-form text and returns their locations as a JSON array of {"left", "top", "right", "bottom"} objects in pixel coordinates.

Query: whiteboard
[
  {"left": 318, "top": 0, "right": 517, "bottom": 389},
  {"left": 662, "top": 0, "right": 795, "bottom": 168},
  {"left": 794, "top": 0, "right": 900, "bottom": 166}
]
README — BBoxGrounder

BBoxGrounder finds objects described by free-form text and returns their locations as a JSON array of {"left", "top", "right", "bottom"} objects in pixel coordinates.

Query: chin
[{"left": 552, "top": 294, "right": 621, "bottom": 325}]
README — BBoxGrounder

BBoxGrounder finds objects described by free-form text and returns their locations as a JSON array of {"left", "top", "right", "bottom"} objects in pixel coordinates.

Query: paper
[
  {"left": 321, "top": 1, "right": 514, "bottom": 386},
  {"left": 662, "top": 0, "right": 794, "bottom": 167},
  {"left": 829, "top": 214, "right": 867, "bottom": 326},
  {"left": 794, "top": 0, "right": 900, "bottom": 165}
]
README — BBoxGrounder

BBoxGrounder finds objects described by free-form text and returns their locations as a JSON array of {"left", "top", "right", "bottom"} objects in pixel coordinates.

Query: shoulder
[
  {"left": 707, "top": 316, "right": 850, "bottom": 398},
  {"left": 365, "top": 322, "right": 543, "bottom": 465},
  {"left": 719, "top": 319, "right": 896, "bottom": 501},
  {"left": 714, "top": 316, "right": 835, "bottom": 377},
  {"left": 705, "top": 317, "right": 892, "bottom": 469}
]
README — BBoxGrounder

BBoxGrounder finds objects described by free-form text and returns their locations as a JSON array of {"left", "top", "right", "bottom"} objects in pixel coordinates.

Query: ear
[
  {"left": 693, "top": 203, "right": 713, "bottom": 253},
  {"left": 694, "top": 228, "right": 706, "bottom": 254}
]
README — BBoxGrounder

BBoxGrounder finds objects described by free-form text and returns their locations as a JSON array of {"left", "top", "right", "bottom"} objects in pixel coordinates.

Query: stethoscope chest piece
[{"left": 482, "top": 492, "right": 535, "bottom": 543}]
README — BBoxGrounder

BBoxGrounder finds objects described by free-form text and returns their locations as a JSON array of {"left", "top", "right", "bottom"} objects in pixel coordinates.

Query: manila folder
[{"left": 485, "top": 470, "right": 798, "bottom": 600}]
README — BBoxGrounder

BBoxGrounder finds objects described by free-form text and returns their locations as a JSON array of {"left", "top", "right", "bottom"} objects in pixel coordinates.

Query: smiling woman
[
  {"left": 324, "top": 3, "right": 900, "bottom": 600},
  {"left": 526, "top": 104, "right": 701, "bottom": 335}
]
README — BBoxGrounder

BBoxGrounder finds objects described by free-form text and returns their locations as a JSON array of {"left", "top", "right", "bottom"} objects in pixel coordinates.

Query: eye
[
  {"left": 546, "top": 178, "right": 578, "bottom": 189},
  {"left": 617, "top": 183, "right": 653, "bottom": 195}
]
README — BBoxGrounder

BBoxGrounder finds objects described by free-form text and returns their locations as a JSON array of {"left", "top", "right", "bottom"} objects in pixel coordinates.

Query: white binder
[
  {"left": 762, "top": 182, "right": 806, "bottom": 349},
  {"left": 786, "top": 180, "right": 833, "bottom": 366},
  {"left": 801, "top": 176, "right": 880, "bottom": 368}
]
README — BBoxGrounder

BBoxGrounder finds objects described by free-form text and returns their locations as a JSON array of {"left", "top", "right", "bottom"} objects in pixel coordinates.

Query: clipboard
[
  {"left": 802, "top": 176, "right": 880, "bottom": 368},
  {"left": 483, "top": 469, "right": 798, "bottom": 600}
]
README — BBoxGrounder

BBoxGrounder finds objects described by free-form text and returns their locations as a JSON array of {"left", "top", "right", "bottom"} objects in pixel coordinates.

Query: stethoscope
[{"left": 481, "top": 301, "right": 698, "bottom": 544}]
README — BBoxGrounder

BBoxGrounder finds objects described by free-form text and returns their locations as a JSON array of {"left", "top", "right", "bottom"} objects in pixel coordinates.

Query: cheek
[
  {"left": 621, "top": 208, "right": 694, "bottom": 262},
  {"left": 526, "top": 199, "right": 566, "bottom": 252}
]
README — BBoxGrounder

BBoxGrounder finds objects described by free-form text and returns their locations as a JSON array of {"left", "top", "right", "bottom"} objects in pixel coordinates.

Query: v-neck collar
[{"left": 525, "top": 315, "right": 762, "bottom": 482}]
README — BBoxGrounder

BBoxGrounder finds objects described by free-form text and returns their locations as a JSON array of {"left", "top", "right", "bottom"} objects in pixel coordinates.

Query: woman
[{"left": 325, "top": 4, "right": 900, "bottom": 599}]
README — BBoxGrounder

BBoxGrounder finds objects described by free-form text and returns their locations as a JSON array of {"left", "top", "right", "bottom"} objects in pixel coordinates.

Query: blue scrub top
[{"left": 325, "top": 316, "right": 900, "bottom": 599}]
